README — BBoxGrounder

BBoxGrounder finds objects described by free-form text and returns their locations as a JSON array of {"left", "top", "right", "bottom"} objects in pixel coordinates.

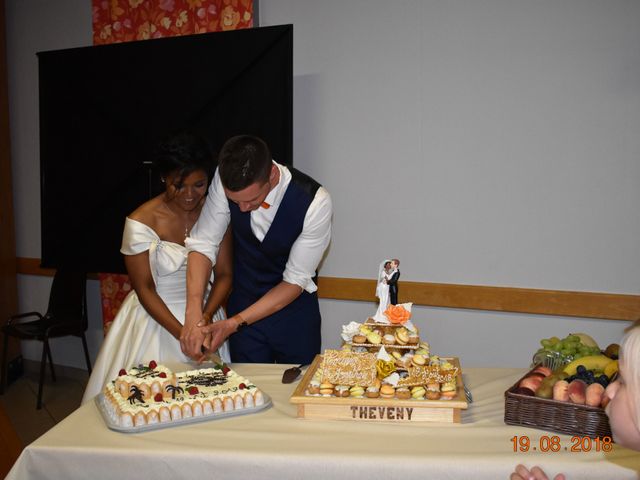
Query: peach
[
  {"left": 553, "top": 380, "right": 569, "bottom": 402},
  {"left": 585, "top": 383, "right": 605, "bottom": 407},
  {"left": 512, "top": 387, "right": 535, "bottom": 396},
  {"left": 568, "top": 379, "right": 587, "bottom": 405},
  {"left": 519, "top": 375, "right": 543, "bottom": 393}
]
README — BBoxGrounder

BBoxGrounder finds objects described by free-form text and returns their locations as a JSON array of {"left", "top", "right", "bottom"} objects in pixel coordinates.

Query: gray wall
[{"left": 7, "top": 1, "right": 638, "bottom": 369}]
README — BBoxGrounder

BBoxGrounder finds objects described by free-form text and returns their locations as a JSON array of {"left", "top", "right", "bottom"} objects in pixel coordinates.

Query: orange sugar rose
[{"left": 384, "top": 304, "right": 411, "bottom": 324}]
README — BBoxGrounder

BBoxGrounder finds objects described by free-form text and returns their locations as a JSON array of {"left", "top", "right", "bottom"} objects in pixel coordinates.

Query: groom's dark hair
[{"left": 218, "top": 135, "right": 272, "bottom": 192}]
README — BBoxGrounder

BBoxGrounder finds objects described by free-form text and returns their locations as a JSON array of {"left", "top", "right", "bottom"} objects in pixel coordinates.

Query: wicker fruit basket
[{"left": 504, "top": 367, "right": 612, "bottom": 439}]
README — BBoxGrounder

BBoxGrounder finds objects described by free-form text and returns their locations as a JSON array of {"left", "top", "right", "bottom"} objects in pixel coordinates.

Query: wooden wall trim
[
  {"left": 317, "top": 277, "right": 639, "bottom": 322},
  {"left": 16, "top": 257, "right": 56, "bottom": 277},
  {"left": 16, "top": 258, "right": 98, "bottom": 280},
  {"left": 17, "top": 257, "right": 639, "bottom": 321}
]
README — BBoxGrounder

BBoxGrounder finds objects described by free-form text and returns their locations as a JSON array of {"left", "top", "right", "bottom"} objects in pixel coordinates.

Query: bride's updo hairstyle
[
  {"left": 218, "top": 134, "right": 271, "bottom": 192},
  {"left": 153, "top": 131, "right": 214, "bottom": 190}
]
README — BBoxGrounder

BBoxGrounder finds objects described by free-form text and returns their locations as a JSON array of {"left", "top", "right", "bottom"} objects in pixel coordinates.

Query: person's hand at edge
[{"left": 510, "top": 464, "right": 566, "bottom": 480}]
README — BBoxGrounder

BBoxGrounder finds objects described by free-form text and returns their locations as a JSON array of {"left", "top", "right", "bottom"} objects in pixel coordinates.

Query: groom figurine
[{"left": 387, "top": 259, "right": 400, "bottom": 305}]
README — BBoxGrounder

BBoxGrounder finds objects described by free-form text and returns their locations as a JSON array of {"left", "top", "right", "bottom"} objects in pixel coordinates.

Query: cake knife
[{"left": 282, "top": 364, "right": 306, "bottom": 384}]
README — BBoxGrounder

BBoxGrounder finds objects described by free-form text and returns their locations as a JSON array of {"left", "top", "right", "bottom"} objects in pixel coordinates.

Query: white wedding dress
[
  {"left": 81, "top": 218, "right": 230, "bottom": 404},
  {"left": 373, "top": 260, "right": 391, "bottom": 322}
]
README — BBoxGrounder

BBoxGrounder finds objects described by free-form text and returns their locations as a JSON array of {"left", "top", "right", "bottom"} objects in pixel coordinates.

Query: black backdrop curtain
[{"left": 38, "top": 25, "right": 293, "bottom": 273}]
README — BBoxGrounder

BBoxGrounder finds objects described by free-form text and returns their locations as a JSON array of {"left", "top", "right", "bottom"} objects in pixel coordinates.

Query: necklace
[
  {"left": 162, "top": 197, "right": 198, "bottom": 239},
  {"left": 184, "top": 215, "right": 197, "bottom": 238}
]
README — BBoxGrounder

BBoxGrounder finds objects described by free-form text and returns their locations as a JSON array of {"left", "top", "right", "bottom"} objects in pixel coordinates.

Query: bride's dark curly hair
[{"left": 153, "top": 131, "right": 214, "bottom": 190}]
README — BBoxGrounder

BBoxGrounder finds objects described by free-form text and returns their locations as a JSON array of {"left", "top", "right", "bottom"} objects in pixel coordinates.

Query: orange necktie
[{"left": 261, "top": 201, "right": 271, "bottom": 209}]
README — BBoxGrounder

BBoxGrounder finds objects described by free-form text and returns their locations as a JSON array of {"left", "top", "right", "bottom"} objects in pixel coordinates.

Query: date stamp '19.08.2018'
[{"left": 511, "top": 435, "right": 613, "bottom": 453}]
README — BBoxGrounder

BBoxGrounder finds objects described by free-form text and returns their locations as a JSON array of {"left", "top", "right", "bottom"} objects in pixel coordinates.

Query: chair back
[{"left": 46, "top": 269, "right": 88, "bottom": 331}]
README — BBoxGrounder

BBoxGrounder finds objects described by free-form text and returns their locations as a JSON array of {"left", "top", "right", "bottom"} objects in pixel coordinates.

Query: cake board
[{"left": 95, "top": 392, "right": 272, "bottom": 433}]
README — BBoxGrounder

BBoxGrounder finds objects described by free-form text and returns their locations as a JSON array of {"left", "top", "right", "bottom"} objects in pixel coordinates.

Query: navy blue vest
[{"left": 228, "top": 168, "right": 320, "bottom": 316}]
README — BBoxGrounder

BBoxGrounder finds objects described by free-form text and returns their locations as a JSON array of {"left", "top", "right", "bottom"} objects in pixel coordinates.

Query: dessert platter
[
  {"left": 96, "top": 361, "right": 271, "bottom": 432},
  {"left": 290, "top": 302, "right": 469, "bottom": 423}
]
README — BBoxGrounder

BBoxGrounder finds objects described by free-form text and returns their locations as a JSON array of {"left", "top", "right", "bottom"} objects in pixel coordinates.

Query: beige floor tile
[{"left": 0, "top": 366, "right": 88, "bottom": 447}]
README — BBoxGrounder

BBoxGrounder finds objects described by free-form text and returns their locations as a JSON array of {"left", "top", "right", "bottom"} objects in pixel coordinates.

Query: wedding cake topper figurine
[
  {"left": 372, "top": 258, "right": 401, "bottom": 323},
  {"left": 387, "top": 258, "right": 400, "bottom": 305}
]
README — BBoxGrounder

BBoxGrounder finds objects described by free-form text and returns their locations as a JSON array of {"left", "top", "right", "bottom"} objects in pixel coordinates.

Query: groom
[
  {"left": 387, "top": 259, "right": 400, "bottom": 305},
  {"left": 182, "top": 134, "right": 332, "bottom": 364}
]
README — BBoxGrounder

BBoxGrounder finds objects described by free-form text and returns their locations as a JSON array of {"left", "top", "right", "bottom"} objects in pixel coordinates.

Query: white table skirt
[{"left": 7, "top": 363, "right": 640, "bottom": 479}]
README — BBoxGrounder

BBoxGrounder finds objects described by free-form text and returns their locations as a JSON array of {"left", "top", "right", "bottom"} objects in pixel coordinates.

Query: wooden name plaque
[{"left": 290, "top": 355, "right": 467, "bottom": 423}]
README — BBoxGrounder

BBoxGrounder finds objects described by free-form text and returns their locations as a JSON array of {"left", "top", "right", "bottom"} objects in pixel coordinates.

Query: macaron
[
  {"left": 350, "top": 386, "right": 365, "bottom": 397},
  {"left": 411, "top": 386, "right": 426, "bottom": 399},
  {"left": 412, "top": 354, "right": 426, "bottom": 367},
  {"left": 395, "top": 329, "right": 410, "bottom": 345},
  {"left": 408, "top": 333, "right": 419, "bottom": 344},
  {"left": 319, "top": 382, "right": 335, "bottom": 395},
  {"left": 380, "top": 384, "right": 395, "bottom": 399}
]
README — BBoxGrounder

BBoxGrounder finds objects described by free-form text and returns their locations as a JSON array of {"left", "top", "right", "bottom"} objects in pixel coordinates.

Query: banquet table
[{"left": 7, "top": 363, "right": 640, "bottom": 479}]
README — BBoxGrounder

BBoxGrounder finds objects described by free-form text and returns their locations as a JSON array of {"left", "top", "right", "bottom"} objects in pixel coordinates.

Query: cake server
[{"left": 282, "top": 364, "right": 306, "bottom": 384}]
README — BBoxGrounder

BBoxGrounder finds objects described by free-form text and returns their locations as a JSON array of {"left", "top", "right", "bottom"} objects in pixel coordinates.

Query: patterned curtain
[
  {"left": 92, "top": 0, "right": 254, "bottom": 333},
  {"left": 93, "top": 0, "right": 254, "bottom": 44}
]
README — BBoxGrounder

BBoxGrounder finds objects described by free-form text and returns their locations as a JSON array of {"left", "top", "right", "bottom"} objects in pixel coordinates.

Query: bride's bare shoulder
[{"left": 128, "top": 195, "right": 164, "bottom": 228}]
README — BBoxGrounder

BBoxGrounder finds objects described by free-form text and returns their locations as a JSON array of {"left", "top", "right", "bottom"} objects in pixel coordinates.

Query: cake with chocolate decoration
[{"left": 101, "top": 361, "right": 265, "bottom": 428}]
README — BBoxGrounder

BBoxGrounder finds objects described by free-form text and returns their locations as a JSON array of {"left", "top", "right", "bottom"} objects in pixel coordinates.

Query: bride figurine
[{"left": 373, "top": 260, "right": 392, "bottom": 322}]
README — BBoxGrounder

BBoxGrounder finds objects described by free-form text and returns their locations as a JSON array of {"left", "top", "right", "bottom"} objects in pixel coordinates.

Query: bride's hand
[{"left": 180, "top": 311, "right": 207, "bottom": 358}]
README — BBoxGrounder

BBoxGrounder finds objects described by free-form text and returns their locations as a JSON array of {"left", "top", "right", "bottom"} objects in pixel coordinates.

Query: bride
[
  {"left": 82, "top": 132, "right": 232, "bottom": 403},
  {"left": 373, "top": 260, "right": 392, "bottom": 322}
]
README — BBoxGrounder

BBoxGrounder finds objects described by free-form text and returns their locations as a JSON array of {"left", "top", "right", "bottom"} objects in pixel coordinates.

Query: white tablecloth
[{"left": 7, "top": 363, "right": 640, "bottom": 479}]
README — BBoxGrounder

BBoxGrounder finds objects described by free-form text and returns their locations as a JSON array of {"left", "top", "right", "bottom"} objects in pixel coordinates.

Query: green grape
[
  {"left": 566, "top": 335, "right": 581, "bottom": 344},
  {"left": 541, "top": 339, "right": 552, "bottom": 348}
]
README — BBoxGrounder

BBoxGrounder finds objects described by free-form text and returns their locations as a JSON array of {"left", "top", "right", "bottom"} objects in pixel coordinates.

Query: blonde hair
[{"left": 620, "top": 320, "right": 640, "bottom": 430}]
